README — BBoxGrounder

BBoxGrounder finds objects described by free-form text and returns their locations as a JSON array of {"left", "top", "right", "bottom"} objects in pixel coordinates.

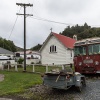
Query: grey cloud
[
  {"left": 45, "top": 0, "right": 94, "bottom": 16},
  {"left": 0, "top": 0, "right": 100, "bottom": 49}
]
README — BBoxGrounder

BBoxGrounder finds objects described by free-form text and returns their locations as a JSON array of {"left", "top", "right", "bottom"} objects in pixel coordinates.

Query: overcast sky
[{"left": 0, "top": 0, "right": 100, "bottom": 49}]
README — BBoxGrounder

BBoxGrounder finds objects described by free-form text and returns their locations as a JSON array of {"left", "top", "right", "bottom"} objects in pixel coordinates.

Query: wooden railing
[{"left": 0, "top": 63, "right": 72, "bottom": 73}]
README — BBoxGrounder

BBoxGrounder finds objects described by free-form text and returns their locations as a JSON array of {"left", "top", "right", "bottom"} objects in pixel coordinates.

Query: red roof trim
[{"left": 52, "top": 32, "right": 76, "bottom": 49}]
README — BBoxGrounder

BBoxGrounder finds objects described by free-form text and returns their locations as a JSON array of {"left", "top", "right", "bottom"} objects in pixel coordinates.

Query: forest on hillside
[
  {"left": 1, "top": 23, "right": 100, "bottom": 52},
  {"left": 0, "top": 37, "right": 17, "bottom": 52},
  {"left": 60, "top": 23, "right": 100, "bottom": 40}
]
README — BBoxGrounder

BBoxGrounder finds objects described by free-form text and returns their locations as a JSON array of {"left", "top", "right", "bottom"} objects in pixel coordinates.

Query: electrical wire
[
  {"left": 8, "top": 7, "right": 22, "bottom": 40},
  {"left": 31, "top": 15, "right": 100, "bottom": 27},
  {"left": 30, "top": 16, "right": 75, "bottom": 26},
  {"left": 1, "top": 6, "right": 22, "bottom": 52}
]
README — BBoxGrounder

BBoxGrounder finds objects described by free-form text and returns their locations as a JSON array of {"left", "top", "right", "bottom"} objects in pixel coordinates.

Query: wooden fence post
[
  {"left": 46, "top": 65, "right": 48, "bottom": 73},
  {"left": 62, "top": 65, "right": 64, "bottom": 70},
  {"left": 2, "top": 66, "right": 4, "bottom": 70},
  {"left": 15, "top": 64, "right": 18, "bottom": 71},
  {"left": 2, "top": 63, "right": 4, "bottom": 70},
  {"left": 8, "top": 64, "right": 9, "bottom": 71},
  {"left": 33, "top": 64, "right": 35, "bottom": 72}
]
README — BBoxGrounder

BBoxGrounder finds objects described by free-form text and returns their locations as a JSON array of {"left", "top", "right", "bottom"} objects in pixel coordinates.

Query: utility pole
[{"left": 16, "top": 3, "right": 33, "bottom": 71}]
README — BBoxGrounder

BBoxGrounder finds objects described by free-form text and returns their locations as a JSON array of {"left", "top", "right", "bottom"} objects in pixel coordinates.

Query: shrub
[{"left": 17, "top": 58, "right": 24, "bottom": 64}]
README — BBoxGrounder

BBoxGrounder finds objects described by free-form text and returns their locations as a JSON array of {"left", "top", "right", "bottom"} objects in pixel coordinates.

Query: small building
[
  {"left": 0, "top": 47, "right": 15, "bottom": 69},
  {"left": 15, "top": 50, "right": 40, "bottom": 64},
  {"left": 40, "top": 32, "right": 76, "bottom": 65},
  {"left": 15, "top": 50, "right": 40, "bottom": 59},
  {"left": 0, "top": 47, "right": 14, "bottom": 59}
]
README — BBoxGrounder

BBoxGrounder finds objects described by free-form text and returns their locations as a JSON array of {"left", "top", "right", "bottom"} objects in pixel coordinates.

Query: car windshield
[
  {"left": 88, "top": 44, "right": 100, "bottom": 55},
  {"left": 74, "top": 46, "right": 86, "bottom": 56}
]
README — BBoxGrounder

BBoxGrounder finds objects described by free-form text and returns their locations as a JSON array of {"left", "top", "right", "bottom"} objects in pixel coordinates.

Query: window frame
[{"left": 50, "top": 45, "right": 57, "bottom": 53}]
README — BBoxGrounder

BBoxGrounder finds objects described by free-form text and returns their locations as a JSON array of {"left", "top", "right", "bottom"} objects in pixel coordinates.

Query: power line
[
  {"left": 8, "top": 7, "right": 22, "bottom": 40},
  {"left": 1, "top": 7, "right": 22, "bottom": 52},
  {"left": 31, "top": 16, "right": 100, "bottom": 27},
  {"left": 30, "top": 16, "right": 75, "bottom": 26}
]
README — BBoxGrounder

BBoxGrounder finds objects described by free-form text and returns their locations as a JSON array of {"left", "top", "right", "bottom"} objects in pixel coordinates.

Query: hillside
[
  {"left": 16, "top": 46, "right": 24, "bottom": 51},
  {"left": 60, "top": 23, "right": 100, "bottom": 40}
]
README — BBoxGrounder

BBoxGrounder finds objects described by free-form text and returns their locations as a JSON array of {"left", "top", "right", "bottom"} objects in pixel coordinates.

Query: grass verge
[{"left": 0, "top": 71, "right": 42, "bottom": 96}]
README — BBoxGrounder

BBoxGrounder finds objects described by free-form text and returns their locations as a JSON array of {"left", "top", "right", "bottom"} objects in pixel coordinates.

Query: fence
[{"left": 0, "top": 63, "right": 73, "bottom": 73}]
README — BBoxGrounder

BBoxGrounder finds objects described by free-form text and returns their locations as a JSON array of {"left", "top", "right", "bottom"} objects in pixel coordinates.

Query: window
[
  {"left": 50, "top": 45, "right": 57, "bottom": 53},
  {"left": 74, "top": 46, "right": 86, "bottom": 56},
  {"left": 88, "top": 44, "right": 100, "bottom": 55}
]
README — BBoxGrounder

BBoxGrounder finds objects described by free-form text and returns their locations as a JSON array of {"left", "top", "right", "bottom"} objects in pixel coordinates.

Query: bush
[
  {"left": 31, "top": 62, "right": 34, "bottom": 64},
  {"left": 17, "top": 58, "right": 24, "bottom": 64}
]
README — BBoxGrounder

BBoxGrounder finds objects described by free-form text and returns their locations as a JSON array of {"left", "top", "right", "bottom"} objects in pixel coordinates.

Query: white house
[
  {"left": 15, "top": 50, "right": 40, "bottom": 64},
  {"left": 40, "top": 32, "right": 76, "bottom": 65}
]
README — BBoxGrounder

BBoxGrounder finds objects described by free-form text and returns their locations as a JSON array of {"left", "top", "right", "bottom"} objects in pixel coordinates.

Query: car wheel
[{"left": 77, "top": 81, "right": 83, "bottom": 92}]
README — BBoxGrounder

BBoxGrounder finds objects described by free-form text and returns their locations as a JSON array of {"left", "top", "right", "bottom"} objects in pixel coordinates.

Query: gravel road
[{"left": 26, "top": 79, "right": 100, "bottom": 100}]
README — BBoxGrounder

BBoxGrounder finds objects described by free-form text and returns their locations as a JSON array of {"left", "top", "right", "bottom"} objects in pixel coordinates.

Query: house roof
[
  {"left": 0, "top": 47, "right": 14, "bottom": 55},
  {"left": 15, "top": 50, "right": 40, "bottom": 55},
  {"left": 40, "top": 32, "right": 76, "bottom": 52},
  {"left": 52, "top": 32, "right": 76, "bottom": 49}
]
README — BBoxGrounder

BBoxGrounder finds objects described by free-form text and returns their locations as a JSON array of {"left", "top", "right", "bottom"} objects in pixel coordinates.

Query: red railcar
[{"left": 74, "top": 37, "right": 100, "bottom": 74}]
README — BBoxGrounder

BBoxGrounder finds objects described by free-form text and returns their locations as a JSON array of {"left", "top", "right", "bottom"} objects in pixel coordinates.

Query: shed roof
[
  {"left": 0, "top": 47, "right": 14, "bottom": 55},
  {"left": 15, "top": 50, "right": 40, "bottom": 55}
]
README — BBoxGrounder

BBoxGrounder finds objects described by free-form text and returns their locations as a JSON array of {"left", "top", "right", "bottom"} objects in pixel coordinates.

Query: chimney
[{"left": 73, "top": 35, "right": 77, "bottom": 40}]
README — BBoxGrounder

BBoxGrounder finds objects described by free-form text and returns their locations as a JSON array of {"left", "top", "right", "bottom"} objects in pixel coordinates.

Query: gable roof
[
  {"left": 40, "top": 32, "right": 76, "bottom": 52},
  {"left": 52, "top": 32, "right": 76, "bottom": 49},
  {"left": 0, "top": 47, "right": 14, "bottom": 55}
]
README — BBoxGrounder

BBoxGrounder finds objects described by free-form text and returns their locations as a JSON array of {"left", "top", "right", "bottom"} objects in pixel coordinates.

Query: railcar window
[
  {"left": 88, "top": 44, "right": 100, "bottom": 55},
  {"left": 93, "top": 44, "right": 99, "bottom": 54},
  {"left": 74, "top": 46, "right": 86, "bottom": 56},
  {"left": 88, "top": 45, "right": 93, "bottom": 55}
]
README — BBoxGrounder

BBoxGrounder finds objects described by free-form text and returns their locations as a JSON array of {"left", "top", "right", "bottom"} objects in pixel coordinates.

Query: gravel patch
[{"left": 21, "top": 79, "right": 100, "bottom": 100}]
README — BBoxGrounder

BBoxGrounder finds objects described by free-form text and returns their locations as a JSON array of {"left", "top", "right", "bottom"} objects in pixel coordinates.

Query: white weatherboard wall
[
  {"left": 66, "top": 49, "right": 74, "bottom": 64},
  {"left": 41, "top": 35, "right": 73, "bottom": 65}
]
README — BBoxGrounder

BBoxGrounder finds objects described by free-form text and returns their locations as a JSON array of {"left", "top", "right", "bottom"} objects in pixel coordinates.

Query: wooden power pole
[{"left": 16, "top": 3, "right": 33, "bottom": 71}]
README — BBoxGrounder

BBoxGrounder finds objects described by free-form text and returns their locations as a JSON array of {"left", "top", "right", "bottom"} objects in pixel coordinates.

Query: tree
[
  {"left": 0, "top": 37, "right": 17, "bottom": 52},
  {"left": 31, "top": 44, "right": 42, "bottom": 51},
  {"left": 61, "top": 23, "right": 99, "bottom": 40}
]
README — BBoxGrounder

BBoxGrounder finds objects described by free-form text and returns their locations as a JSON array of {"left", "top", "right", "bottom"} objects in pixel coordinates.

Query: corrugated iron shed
[{"left": 0, "top": 47, "right": 14, "bottom": 55}]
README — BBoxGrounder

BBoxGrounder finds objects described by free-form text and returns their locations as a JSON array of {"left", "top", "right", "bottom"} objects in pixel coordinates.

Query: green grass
[{"left": 0, "top": 71, "right": 42, "bottom": 96}]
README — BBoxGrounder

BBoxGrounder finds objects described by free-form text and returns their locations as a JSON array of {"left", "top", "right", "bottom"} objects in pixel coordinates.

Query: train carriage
[{"left": 74, "top": 37, "right": 100, "bottom": 74}]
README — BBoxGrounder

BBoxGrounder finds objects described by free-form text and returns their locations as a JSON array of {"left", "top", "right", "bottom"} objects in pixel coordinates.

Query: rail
[{"left": 0, "top": 63, "right": 73, "bottom": 73}]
